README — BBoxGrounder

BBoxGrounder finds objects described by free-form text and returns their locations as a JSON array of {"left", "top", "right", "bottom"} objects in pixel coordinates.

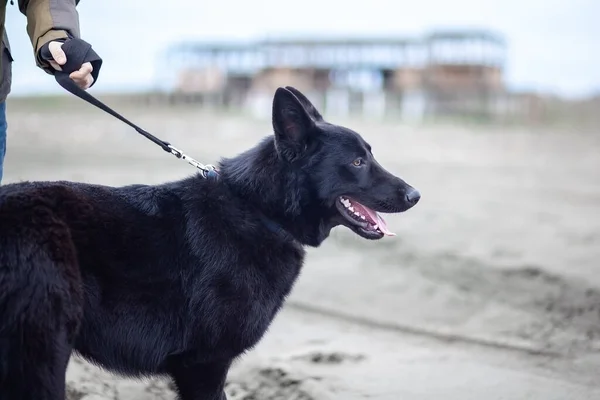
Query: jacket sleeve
[{"left": 18, "top": 0, "right": 81, "bottom": 70}]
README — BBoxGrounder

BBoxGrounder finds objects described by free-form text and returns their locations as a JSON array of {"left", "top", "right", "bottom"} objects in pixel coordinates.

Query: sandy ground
[{"left": 3, "top": 99, "right": 600, "bottom": 399}]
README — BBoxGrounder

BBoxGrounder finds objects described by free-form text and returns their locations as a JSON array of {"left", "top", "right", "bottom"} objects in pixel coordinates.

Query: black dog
[{"left": 0, "top": 86, "right": 419, "bottom": 400}]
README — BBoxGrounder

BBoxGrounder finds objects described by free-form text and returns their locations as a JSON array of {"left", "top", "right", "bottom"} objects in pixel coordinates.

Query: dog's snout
[{"left": 405, "top": 188, "right": 421, "bottom": 205}]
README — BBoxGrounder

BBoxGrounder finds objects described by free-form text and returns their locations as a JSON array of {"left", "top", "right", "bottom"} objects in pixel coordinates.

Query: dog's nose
[{"left": 405, "top": 188, "right": 421, "bottom": 205}]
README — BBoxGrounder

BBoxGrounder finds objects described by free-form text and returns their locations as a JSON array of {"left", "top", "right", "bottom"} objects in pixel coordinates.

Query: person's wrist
[{"left": 35, "top": 31, "right": 70, "bottom": 71}]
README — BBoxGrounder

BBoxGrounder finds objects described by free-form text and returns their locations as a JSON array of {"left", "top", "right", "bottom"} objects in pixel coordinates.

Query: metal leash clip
[{"left": 168, "top": 145, "right": 219, "bottom": 179}]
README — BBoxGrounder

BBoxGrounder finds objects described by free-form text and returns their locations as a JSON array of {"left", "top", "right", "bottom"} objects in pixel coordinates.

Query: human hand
[{"left": 46, "top": 41, "right": 94, "bottom": 90}]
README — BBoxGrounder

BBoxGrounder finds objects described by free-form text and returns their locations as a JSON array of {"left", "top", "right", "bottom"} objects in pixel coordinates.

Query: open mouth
[{"left": 335, "top": 196, "right": 396, "bottom": 240}]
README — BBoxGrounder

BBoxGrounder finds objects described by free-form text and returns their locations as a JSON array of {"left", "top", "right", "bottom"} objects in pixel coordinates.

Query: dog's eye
[{"left": 352, "top": 158, "right": 364, "bottom": 167}]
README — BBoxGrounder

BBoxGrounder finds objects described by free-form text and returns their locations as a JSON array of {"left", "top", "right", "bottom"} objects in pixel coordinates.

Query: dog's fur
[{"left": 0, "top": 87, "right": 419, "bottom": 400}]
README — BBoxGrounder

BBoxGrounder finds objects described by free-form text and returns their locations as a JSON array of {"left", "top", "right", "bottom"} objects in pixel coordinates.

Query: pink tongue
[{"left": 353, "top": 202, "right": 396, "bottom": 236}]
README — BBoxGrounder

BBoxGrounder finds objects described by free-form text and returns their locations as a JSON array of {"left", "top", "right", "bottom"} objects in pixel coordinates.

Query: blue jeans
[{"left": 0, "top": 101, "right": 6, "bottom": 183}]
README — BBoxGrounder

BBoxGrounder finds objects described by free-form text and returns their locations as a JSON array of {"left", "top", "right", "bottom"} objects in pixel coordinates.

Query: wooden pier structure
[{"left": 160, "top": 29, "right": 507, "bottom": 120}]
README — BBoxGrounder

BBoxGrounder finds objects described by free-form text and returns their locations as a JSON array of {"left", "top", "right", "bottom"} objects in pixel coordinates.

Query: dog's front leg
[{"left": 168, "top": 360, "right": 230, "bottom": 400}]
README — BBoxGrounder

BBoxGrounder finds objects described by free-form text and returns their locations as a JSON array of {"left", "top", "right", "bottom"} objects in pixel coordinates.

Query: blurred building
[{"left": 161, "top": 29, "right": 507, "bottom": 121}]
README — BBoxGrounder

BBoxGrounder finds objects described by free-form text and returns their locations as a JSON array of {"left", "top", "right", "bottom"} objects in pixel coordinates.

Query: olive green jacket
[{"left": 0, "top": 0, "right": 81, "bottom": 102}]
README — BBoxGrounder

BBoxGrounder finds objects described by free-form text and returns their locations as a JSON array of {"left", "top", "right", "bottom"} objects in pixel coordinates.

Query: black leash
[{"left": 39, "top": 38, "right": 219, "bottom": 179}]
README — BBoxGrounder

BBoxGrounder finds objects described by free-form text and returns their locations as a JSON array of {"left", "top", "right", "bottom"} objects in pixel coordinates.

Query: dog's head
[{"left": 272, "top": 86, "right": 420, "bottom": 241}]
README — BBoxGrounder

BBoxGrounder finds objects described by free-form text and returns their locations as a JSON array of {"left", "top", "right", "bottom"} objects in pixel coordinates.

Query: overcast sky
[{"left": 4, "top": 0, "right": 599, "bottom": 98}]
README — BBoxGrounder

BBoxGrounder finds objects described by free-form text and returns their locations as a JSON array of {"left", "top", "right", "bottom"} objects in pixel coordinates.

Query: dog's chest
[{"left": 186, "top": 251, "right": 305, "bottom": 357}]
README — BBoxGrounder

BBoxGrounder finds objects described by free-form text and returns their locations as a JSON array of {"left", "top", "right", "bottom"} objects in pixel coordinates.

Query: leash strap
[{"left": 39, "top": 38, "right": 218, "bottom": 179}]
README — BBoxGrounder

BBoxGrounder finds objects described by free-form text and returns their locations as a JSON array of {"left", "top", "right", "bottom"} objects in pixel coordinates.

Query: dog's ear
[
  {"left": 272, "top": 87, "right": 315, "bottom": 160},
  {"left": 284, "top": 86, "right": 323, "bottom": 122}
]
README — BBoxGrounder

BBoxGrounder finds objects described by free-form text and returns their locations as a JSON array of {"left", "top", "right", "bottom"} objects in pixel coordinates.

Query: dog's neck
[{"left": 218, "top": 137, "right": 330, "bottom": 247}]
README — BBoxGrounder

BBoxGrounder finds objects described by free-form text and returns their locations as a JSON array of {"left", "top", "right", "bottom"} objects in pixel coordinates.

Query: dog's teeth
[
  {"left": 373, "top": 224, "right": 378, "bottom": 230},
  {"left": 354, "top": 212, "right": 360, "bottom": 216},
  {"left": 348, "top": 207, "right": 354, "bottom": 212},
  {"left": 361, "top": 215, "right": 366, "bottom": 220}
]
